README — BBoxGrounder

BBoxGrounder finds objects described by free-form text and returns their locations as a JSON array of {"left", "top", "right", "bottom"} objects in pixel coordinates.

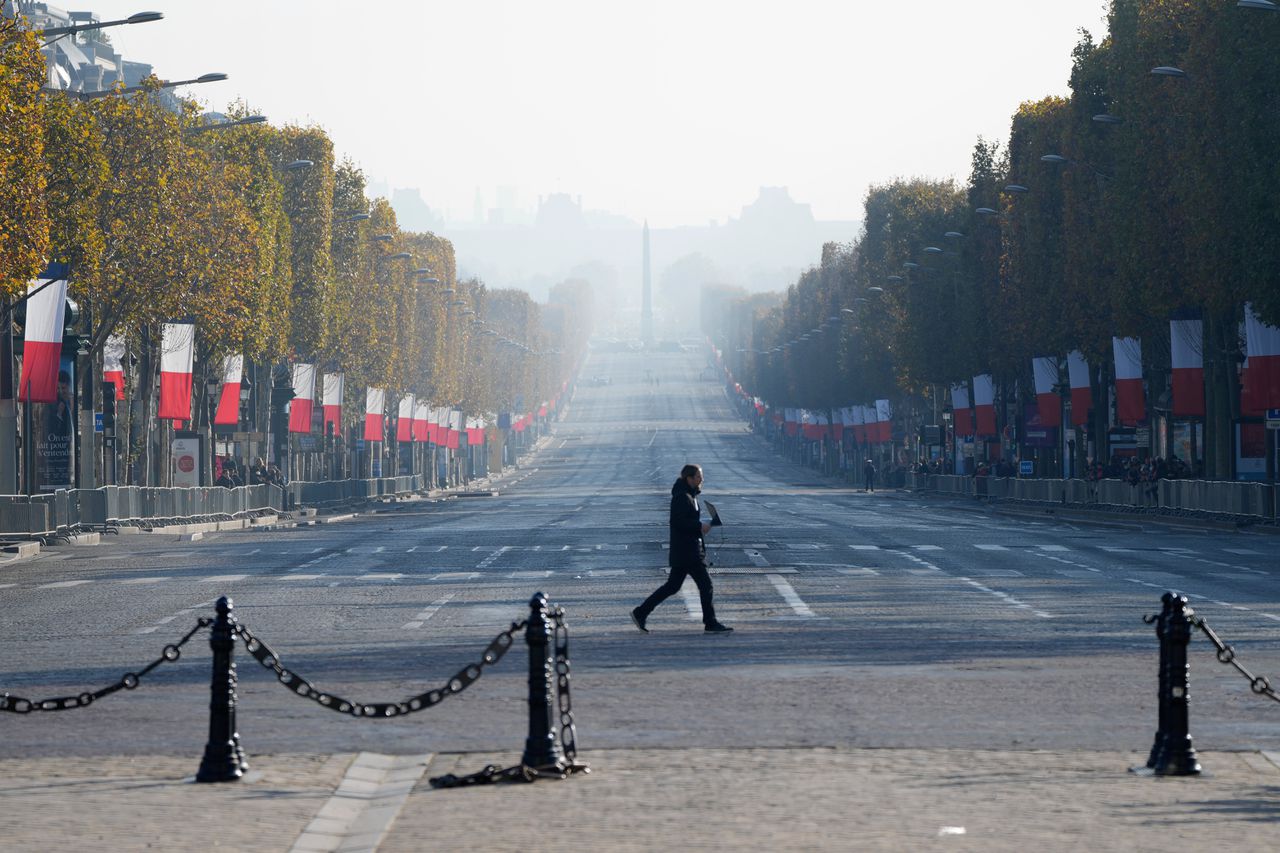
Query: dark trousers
[{"left": 637, "top": 563, "right": 717, "bottom": 626}]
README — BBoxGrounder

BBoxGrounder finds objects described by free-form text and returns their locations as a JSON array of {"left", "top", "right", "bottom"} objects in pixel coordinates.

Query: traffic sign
[
  {"left": 1267, "top": 409, "right": 1280, "bottom": 429},
  {"left": 93, "top": 413, "right": 103, "bottom": 433},
  {"left": 1019, "top": 460, "right": 1034, "bottom": 476}
]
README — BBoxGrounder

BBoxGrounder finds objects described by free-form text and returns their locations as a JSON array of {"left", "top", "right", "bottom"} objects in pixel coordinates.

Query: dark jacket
[{"left": 669, "top": 477, "right": 706, "bottom": 568}]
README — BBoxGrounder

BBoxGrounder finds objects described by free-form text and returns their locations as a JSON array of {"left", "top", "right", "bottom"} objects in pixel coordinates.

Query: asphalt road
[{"left": 4, "top": 349, "right": 1279, "bottom": 762}]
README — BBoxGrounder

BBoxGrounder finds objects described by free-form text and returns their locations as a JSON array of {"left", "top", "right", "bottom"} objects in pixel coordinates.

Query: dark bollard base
[
  {"left": 1129, "top": 764, "right": 1208, "bottom": 778},
  {"left": 196, "top": 736, "right": 247, "bottom": 783}
]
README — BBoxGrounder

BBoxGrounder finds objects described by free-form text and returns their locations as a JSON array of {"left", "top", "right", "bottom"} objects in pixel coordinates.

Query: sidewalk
[{"left": 3, "top": 747, "right": 1278, "bottom": 851}]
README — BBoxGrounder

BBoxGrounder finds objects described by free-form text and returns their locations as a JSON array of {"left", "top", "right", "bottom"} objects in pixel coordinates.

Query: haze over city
[{"left": 79, "top": 0, "right": 1110, "bottom": 308}]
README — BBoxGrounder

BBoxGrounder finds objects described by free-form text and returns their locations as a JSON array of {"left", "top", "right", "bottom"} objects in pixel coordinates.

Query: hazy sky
[{"left": 85, "top": 1, "right": 1110, "bottom": 228}]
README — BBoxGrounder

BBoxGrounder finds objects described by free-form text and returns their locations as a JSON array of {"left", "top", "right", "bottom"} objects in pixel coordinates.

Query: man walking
[
  {"left": 863, "top": 458, "right": 876, "bottom": 492},
  {"left": 631, "top": 464, "right": 733, "bottom": 634}
]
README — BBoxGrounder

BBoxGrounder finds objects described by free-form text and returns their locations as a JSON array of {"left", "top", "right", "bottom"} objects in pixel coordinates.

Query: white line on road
[
  {"left": 359, "top": 573, "right": 403, "bottom": 580},
  {"left": 912, "top": 545, "right": 943, "bottom": 551},
  {"left": 281, "top": 574, "right": 325, "bottom": 581},
  {"left": 402, "top": 593, "right": 456, "bottom": 630},
  {"left": 848, "top": 545, "right": 880, "bottom": 551},
  {"left": 38, "top": 579, "right": 93, "bottom": 589},
  {"left": 836, "top": 567, "right": 880, "bottom": 576},
  {"left": 973, "top": 544, "right": 1008, "bottom": 551},
  {"left": 679, "top": 579, "right": 702, "bottom": 621},
  {"left": 433, "top": 572, "right": 479, "bottom": 581},
  {"left": 200, "top": 574, "right": 246, "bottom": 583},
  {"left": 767, "top": 573, "right": 816, "bottom": 617},
  {"left": 509, "top": 570, "right": 552, "bottom": 579},
  {"left": 1224, "top": 548, "right": 1261, "bottom": 556},
  {"left": 1035, "top": 545, "right": 1071, "bottom": 552}
]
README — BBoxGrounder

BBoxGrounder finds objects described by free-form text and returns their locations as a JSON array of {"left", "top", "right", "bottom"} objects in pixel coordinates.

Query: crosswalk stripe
[
  {"left": 38, "top": 580, "right": 92, "bottom": 589},
  {"left": 973, "top": 544, "right": 1008, "bottom": 551},
  {"left": 912, "top": 545, "right": 943, "bottom": 551},
  {"left": 848, "top": 545, "right": 880, "bottom": 550},
  {"left": 120, "top": 577, "right": 169, "bottom": 584},
  {"left": 282, "top": 574, "right": 325, "bottom": 581},
  {"left": 359, "top": 573, "right": 403, "bottom": 580},
  {"left": 402, "top": 593, "right": 456, "bottom": 630},
  {"left": 200, "top": 574, "right": 246, "bottom": 583},
  {"left": 768, "top": 573, "right": 816, "bottom": 617},
  {"left": 508, "top": 570, "right": 552, "bottom": 578},
  {"left": 1035, "top": 545, "right": 1071, "bottom": 552},
  {"left": 432, "top": 572, "right": 479, "bottom": 580},
  {"left": 835, "top": 567, "right": 879, "bottom": 576}
]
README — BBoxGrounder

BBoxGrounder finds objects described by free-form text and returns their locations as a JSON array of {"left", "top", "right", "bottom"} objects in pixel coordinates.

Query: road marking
[
  {"left": 282, "top": 574, "right": 325, "bottom": 581},
  {"left": 1099, "top": 546, "right": 1134, "bottom": 552},
  {"left": 401, "top": 593, "right": 456, "bottom": 630},
  {"left": 836, "top": 567, "right": 879, "bottom": 576},
  {"left": 433, "top": 572, "right": 479, "bottom": 581},
  {"left": 912, "top": 545, "right": 943, "bottom": 551},
  {"left": 1035, "top": 545, "right": 1071, "bottom": 552},
  {"left": 1224, "top": 548, "right": 1261, "bottom": 556},
  {"left": 587, "top": 569, "right": 626, "bottom": 577},
  {"left": 849, "top": 545, "right": 880, "bottom": 551},
  {"left": 509, "top": 570, "right": 552, "bottom": 578},
  {"left": 974, "top": 544, "right": 1008, "bottom": 551},
  {"left": 290, "top": 752, "right": 430, "bottom": 853},
  {"left": 744, "top": 549, "right": 770, "bottom": 568},
  {"left": 0, "top": 583, "right": 15, "bottom": 589},
  {"left": 373, "top": 546, "right": 386, "bottom": 553},
  {"left": 679, "top": 579, "right": 702, "bottom": 621},
  {"left": 767, "top": 573, "right": 816, "bottom": 617},
  {"left": 647, "top": 429, "right": 658, "bottom": 448},
  {"left": 406, "top": 546, "right": 418, "bottom": 553},
  {"left": 38, "top": 579, "right": 92, "bottom": 589},
  {"left": 247, "top": 548, "right": 261, "bottom": 555},
  {"left": 200, "top": 574, "right": 246, "bottom": 583},
  {"left": 120, "top": 577, "right": 170, "bottom": 584},
  {"left": 359, "top": 573, "right": 403, "bottom": 580},
  {"left": 135, "top": 598, "right": 217, "bottom": 635}
]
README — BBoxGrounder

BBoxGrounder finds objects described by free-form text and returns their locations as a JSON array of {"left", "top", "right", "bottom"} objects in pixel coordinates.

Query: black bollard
[
  {"left": 1151, "top": 593, "right": 1200, "bottom": 776},
  {"left": 521, "top": 592, "right": 565, "bottom": 771},
  {"left": 1142, "top": 593, "right": 1174, "bottom": 770},
  {"left": 196, "top": 596, "right": 248, "bottom": 783}
]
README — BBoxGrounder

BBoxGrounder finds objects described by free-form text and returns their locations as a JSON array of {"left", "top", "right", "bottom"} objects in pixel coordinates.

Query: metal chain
[
  {"left": 0, "top": 618, "right": 212, "bottom": 714},
  {"left": 233, "top": 619, "right": 527, "bottom": 717},
  {"left": 1192, "top": 615, "right": 1280, "bottom": 704},
  {"left": 552, "top": 605, "right": 581, "bottom": 765}
]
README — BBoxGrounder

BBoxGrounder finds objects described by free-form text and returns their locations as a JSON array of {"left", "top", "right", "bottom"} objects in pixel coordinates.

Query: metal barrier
[{"left": 0, "top": 484, "right": 284, "bottom": 538}]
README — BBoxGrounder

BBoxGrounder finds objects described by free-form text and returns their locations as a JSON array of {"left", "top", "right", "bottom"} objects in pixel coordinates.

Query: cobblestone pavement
[{"left": 3, "top": 748, "right": 1278, "bottom": 851}]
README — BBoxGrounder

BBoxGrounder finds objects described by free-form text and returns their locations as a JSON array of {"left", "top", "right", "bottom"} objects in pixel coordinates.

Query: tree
[{"left": 0, "top": 13, "right": 49, "bottom": 297}]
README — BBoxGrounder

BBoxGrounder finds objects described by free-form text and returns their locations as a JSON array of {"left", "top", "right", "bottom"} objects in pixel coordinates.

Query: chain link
[
  {"left": 0, "top": 618, "right": 211, "bottom": 714},
  {"left": 233, "top": 619, "right": 527, "bottom": 717},
  {"left": 552, "top": 605, "right": 580, "bottom": 764},
  {"left": 1192, "top": 615, "right": 1280, "bottom": 704}
]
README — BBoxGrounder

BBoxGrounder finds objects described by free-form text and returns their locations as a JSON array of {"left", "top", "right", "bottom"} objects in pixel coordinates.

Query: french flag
[
  {"left": 103, "top": 334, "right": 126, "bottom": 401},
  {"left": 18, "top": 277, "right": 68, "bottom": 404},
  {"left": 972, "top": 375, "right": 996, "bottom": 437},
  {"left": 158, "top": 323, "right": 195, "bottom": 421},
  {"left": 950, "top": 383, "right": 974, "bottom": 436},
  {"left": 1032, "top": 357, "right": 1061, "bottom": 427},
  {"left": 466, "top": 416, "right": 485, "bottom": 445},
  {"left": 1170, "top": 319, "right": 1204, "bottom": 418},
  {"left": 322, "top": 373, "right": 343, "bottom": 436},
  {"left": 363, "top": 387, "right": 385, "bottom": 442},
  {"left": 396, "top": 393, "right": 415, "bottom": 442},
  {"left": 1067, "top": 351, "right": 1091, "bottom": 426},
  {"left": 213, "top": 355, "right": 242, "bottom": 426},
  {"left": 1112, "top": 337, "right": 1145, "bottom": 425},
  {"left": 784, "top": 408, "right": 799, "bottom": 437},
  {"left": 850, "top": 406, "right": 865, "bottom": 444},
  {"left": 413, "top": 401, "right": 430, "bottom": 443},
  {"left": 1244, "top": 303, "right": 1280, "bottom": 410},
  {"left": 863, "top": 405, "right": 878, "bottom": 442},
  {"left": 431, "top": 406, "right": 448, "bottom": 444},
  {"left": 288, "top": 363, "right": 316, "bottom": 434},
  {"left": 875, "top": 399, "right": 892, "bottom": 443}
]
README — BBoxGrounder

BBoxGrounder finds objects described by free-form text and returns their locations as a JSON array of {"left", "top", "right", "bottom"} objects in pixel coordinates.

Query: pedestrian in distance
[
  {"left": 631, "top": 464, "right": 733, "bottom": 634},
  {"left": 863, "top": 458, "right": 876, "bottom": 492}
]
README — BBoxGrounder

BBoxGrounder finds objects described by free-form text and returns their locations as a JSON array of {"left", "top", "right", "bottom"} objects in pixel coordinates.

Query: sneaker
[
  {"left": 704, "top": 623, "right": 734, "bottom": 634},
  {"left": 630, "top": 608, "right": 649, "bottom": 634}
]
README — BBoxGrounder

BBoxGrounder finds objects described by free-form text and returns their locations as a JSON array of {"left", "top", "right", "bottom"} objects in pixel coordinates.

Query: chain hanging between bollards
[{"left": 430, "top": 591, "right": 589, "bottom": 788}]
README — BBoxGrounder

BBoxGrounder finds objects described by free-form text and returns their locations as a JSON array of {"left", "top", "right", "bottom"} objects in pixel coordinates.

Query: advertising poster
[
  {"left": 36, "top": 355, "right": 75, "bottom": 491},
  {"left": 172, "top": 435, "right": 202, "bottom": 487}
]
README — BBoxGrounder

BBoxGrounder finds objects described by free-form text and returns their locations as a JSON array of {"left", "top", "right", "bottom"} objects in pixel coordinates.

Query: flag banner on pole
[
  {"left": 322, "top": 372, "right": 343, "bottom": 436},
  {"left": 972, "top": 375, "right": 996, "bottom": 437},
  {"left": 103, "top": 334, "right": 126, "bottom": 401},
  {"left": 950, "top": 383, "right": 974, "bottom": 436},
  {"left": 538, "top": 402, "right": 548, "bottom": 418},
  {"left": 875, "top": 399, "right": 892, "bottom": 443},
  {"left": 18, "top": 277, "right": 68, "bottom": 403},
  {"left": 363, "top": 387, "right": 385, "bottom": 441},
  {"left": 1112, "top": 337, "right": 1145, "bottom": 425},
  {"left": 158, "top": 323, "right": 195, "bottom": 421},
  {"left": 288, "top": 363, "right": 316, "bottom": 434},
  {"left": 1032, "top": 357, "right": 1061, "bottom": 427},
  {"left": 397, "top": 393, "right": 415, "bottom": 442},
  {"left": 1244, "top": 303, "right": 1280, "bottom": 410},
  {"left": 466, "top": 416, "right": 485, "bottom": 444},
  {"left": 213, "top": 354, "right": 243, "bottom": 425},
  {"left": 850, "top": 405, "right": 865, "bottom": 443},
  {"left": 413, "top": 401, "right": 430, "bottom": 443},
  {"left": 863, "top": 405, "right": 878, "bottom": 442},
  {"left": 784, "top": 407, "right": 799, "bottom": 437},
  {"left": 433, "top": 406, "right": 449, "bottom": 444},
  {"left": 1170, "top": 319, "right": 1204, "bottom": 417},
  {"left": 1067, "top": 350, "right": 1091, "bottom": 426},
  {"left": 447, "top": 409, "right": 462, "bottom": 450}
]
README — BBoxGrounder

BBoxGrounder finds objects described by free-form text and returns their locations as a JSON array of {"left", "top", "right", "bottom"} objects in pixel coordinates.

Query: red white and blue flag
[
  {"left": 103, "top": 334, "right": 126, "bottom": 401},
  {"left": 397, "top": 393, "right": 415, "bottom": 442},
  {"left": 972, "top": 375, "right": 996, "bottom": 437},
  {"left": 322, "top": 373, "right": 343, "bottom": 436},
  {"left": 1244, "top": 303, "right": 1280, "bottom": 410},
  {"left": 950, "top": 383, "right": 973, "bottom": 437}
]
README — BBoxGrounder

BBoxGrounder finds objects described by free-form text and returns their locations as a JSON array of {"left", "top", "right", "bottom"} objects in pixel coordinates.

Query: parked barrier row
[
  {"left": 906, "top": 473, "right": 1278, "bottom": 521},
  {"left": 286, "top": 475, "right": 424, "bottom": 508},
  {"left": 0, "top": 484, "right": 284, "bottom": 539}
]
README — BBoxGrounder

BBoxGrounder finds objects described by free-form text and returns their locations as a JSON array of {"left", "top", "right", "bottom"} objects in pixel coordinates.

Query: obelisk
[{"left": 641, "top": 221, "right": 653, "bottom": 347}]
